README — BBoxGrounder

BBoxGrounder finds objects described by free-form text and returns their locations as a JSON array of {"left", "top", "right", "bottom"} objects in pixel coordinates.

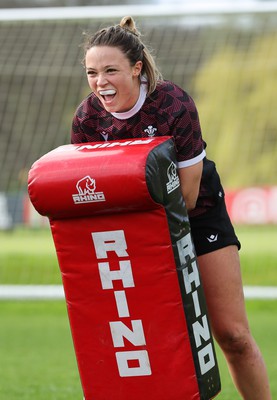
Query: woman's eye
[{"left": 107, "top": 68, "right": 116, "bottom": 73}]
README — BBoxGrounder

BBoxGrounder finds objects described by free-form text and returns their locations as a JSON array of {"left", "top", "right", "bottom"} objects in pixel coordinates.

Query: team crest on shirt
[
  {"left": 72, "top": 175, "right": 106, "bottom": 204},
  {"left": 144, "top": 125, "right": 157, "bottom": 137},
  {"left": 166, "top": 162, "right": 180, "bottom": 194}
]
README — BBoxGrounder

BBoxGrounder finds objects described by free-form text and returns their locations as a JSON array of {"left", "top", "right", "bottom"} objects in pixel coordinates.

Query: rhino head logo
[
  {"left": 167, "top": 162, "right": 178, "bottom": 181},
  {"left": 166, "top": 162, "right": 180, "bottom": 194},
  {"left": 76, "top": 175, "right": 96, "bottom": 195}
]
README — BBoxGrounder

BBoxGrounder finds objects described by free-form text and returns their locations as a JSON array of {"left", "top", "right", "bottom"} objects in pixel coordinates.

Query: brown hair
[{"left": 83, "top": 16, "right": 163, "bottom": 95}]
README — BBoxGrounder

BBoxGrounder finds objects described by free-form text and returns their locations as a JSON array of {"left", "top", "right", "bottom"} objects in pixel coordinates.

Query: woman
[{"left": 71, "top": 16, "right": 271, "bottom": 399}]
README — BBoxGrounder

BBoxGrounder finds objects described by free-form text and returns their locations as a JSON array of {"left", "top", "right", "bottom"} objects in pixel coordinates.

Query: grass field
[
  {"left": 0, "top": 225, "right": 276, "bottom": 399},
  {"left": 0, "top": 299, "right": 276, "bottom": 399},
  {"left": 0, "top": 225, "right": 277, "bottom": 285},
  {"left": 235, "top": 224, "right": 277, "bottom": 286}
]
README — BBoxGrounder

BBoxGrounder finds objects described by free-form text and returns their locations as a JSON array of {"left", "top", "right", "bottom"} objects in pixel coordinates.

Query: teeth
[{"left": 99, "top": 90, "right": 116, "bottom": 96}]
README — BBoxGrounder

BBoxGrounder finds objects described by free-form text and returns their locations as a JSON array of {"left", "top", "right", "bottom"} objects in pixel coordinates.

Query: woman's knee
[{"left": 214, "top": 325, "right": 254, "bottom": 357}]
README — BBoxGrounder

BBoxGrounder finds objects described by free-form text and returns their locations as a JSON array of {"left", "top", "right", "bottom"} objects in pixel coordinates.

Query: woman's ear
[{"left": 133, "top": 61, "right": 143, "bottom": 77}]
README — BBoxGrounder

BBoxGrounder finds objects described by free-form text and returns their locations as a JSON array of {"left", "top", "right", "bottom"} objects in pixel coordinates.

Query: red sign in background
[{"left": 225, "top": 186, "right": 277, "bottom": 224}]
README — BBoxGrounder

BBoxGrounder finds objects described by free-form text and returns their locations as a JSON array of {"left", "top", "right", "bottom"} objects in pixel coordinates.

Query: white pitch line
[
  {"left": 0, "top": 285, "right": 64, "bottom": 300},
  {"left": 0, "top": 285, "right": 277, "bottom": 300},
  {"left": 243, "top": 286, "right": 277, "bottom": 300}
]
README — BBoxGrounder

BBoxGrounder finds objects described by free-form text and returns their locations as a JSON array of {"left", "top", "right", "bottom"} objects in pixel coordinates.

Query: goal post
[{"left": 2, "top": 2, "right": 277, "bottom": 21}]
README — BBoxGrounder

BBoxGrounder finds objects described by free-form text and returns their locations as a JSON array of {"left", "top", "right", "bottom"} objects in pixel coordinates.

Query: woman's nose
[{"left": 97, "top": 73, "right": 108, "bottom": 86}]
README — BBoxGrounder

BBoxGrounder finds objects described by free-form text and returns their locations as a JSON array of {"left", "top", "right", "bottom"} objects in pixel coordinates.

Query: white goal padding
[{"left": 0, "top": 285, "right": 276, "bottom": 300}]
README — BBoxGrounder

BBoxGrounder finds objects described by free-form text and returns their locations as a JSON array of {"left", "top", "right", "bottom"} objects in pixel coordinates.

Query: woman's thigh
[{"left": 197, "top": 245, "right": 250, "bottom": 341}]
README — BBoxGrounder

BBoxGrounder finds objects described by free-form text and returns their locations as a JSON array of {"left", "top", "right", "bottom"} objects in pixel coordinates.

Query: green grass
[
  {"left": 236, "top": 224, "right": 277, "bottom": 285},
  {"left": 0, "top": 225, "right": 276, "bottom": 285},
  {"left": 0, "top": 300, "right": 276, "bottom": 399},
  {"left": 0, "top": 301, "right": 82, "bottom": 400},
  {"left": 0, "top": 228, "right": 61, "bottom": 284}
]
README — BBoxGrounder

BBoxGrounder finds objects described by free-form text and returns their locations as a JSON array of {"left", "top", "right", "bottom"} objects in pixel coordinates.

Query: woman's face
[{"left": 85, "top": 46, "right": 142, "bottom": 113}]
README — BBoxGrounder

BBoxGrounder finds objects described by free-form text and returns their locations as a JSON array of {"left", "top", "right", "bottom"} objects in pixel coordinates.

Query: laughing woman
[{"left": 71, "top": 16, "right": 271, "bottom": 400}]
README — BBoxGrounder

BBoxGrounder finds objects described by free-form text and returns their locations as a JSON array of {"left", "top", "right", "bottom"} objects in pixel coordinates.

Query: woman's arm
[{"left": 178, "top": 160, "right": 203, "bottom": 211}]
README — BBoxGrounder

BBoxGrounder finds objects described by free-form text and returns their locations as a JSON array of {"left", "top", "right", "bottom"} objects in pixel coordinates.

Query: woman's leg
[{"left": 198, "top": 245, "right": 271, "bottom": 399}]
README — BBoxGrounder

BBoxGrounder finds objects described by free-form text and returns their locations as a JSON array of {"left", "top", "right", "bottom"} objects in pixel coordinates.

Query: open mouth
[{"left": 99, "top": 89, "right": 116, "bottom": 102}]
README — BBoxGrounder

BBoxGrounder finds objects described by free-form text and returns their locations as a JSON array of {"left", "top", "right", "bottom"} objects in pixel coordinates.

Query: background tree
[{"left": 194, "top": 34, "right": 277, "bottom": 188}]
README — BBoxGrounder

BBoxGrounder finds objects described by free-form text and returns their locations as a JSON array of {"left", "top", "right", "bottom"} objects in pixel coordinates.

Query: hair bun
[{"left": 119, "top": 16, "right": 140, "bottom": 36}]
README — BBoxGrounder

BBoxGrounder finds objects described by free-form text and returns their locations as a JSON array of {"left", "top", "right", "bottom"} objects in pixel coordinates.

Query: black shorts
[{"left": 189, "top": 196, "right": 241, "bottom": 257}]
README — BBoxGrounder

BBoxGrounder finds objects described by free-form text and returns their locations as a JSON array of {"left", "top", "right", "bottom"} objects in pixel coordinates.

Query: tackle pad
[{"left": 28, "top": 137, "right": 221, "bottom": 400}]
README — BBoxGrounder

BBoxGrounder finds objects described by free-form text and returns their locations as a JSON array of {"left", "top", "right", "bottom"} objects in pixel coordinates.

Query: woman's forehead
[
  {"left": 86, "top": 46, "right": 125, "bottom": 59},
  {"left": 85, "top": 46, "right": 128, "bottom": 68}
]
